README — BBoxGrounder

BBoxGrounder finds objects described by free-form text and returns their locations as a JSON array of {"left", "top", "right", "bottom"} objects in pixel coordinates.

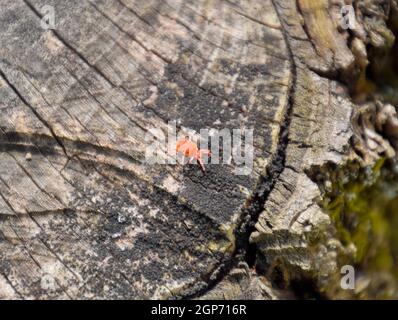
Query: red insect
[{"left": 176, "top": 136, "right": 211, "bottom": 171}]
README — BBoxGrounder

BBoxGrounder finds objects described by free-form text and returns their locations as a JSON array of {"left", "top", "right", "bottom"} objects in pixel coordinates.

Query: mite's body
[{"left": 176, "top": 137, "right": 211, "bottom": 171}]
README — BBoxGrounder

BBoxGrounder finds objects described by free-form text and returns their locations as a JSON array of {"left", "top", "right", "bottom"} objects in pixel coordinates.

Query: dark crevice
[
  {"left": 0, "top": 68, "right": 69, "bottom": 158},
  {"left": 364, "top": 5, "right": 398, "bottom": 105},
  {"left": 0, "top": 130, "right": 144, "bottom": 166},
  {"left": 188, "top": 0, "right": 297, "bottom": 300},
  {"left": 290, "top": 278, "right": 327, "bottom": 300}
]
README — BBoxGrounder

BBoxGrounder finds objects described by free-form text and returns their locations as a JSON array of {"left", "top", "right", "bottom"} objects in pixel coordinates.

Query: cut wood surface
[
  {"left": 0, "top": 0, "right": 397, "bottom": 299},
  {"left": 0, "top": 0, "right": 292, "bottom": 299}
]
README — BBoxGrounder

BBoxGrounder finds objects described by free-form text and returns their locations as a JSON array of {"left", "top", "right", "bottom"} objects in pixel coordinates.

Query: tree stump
[{"left": 0, "top": 0, "right": 397, "bottom": 299}]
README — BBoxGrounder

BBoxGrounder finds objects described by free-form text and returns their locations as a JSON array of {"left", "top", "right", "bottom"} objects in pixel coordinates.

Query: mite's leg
[{"left": 197, "top": 157, "right": 206, "bottom": 171}]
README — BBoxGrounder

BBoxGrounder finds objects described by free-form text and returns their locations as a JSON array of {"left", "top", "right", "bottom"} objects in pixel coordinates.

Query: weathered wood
[
  {"left": 1, "top": 0, "right": 397, "bottom": 299},
  {"left": 0, "top": 0, "right": 291, "bottom": 299},
  {"left": 201, "top": 0, "right": 398, "bottom": 299}
]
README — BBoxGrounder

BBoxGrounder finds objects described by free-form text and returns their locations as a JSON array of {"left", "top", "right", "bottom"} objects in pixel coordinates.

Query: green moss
[{"left": 320, "top": 158, "right": 398, "bottom": 280}]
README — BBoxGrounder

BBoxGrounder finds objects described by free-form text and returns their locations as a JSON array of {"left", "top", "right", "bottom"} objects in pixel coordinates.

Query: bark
[{"left": 0, "top": 0, "right": 397, "bottom": 299}]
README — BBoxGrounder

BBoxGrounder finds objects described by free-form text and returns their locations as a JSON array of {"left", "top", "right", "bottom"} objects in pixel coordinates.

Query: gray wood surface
[{"left": 0, "top": 0, "right": 397, "bottom": 299}]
